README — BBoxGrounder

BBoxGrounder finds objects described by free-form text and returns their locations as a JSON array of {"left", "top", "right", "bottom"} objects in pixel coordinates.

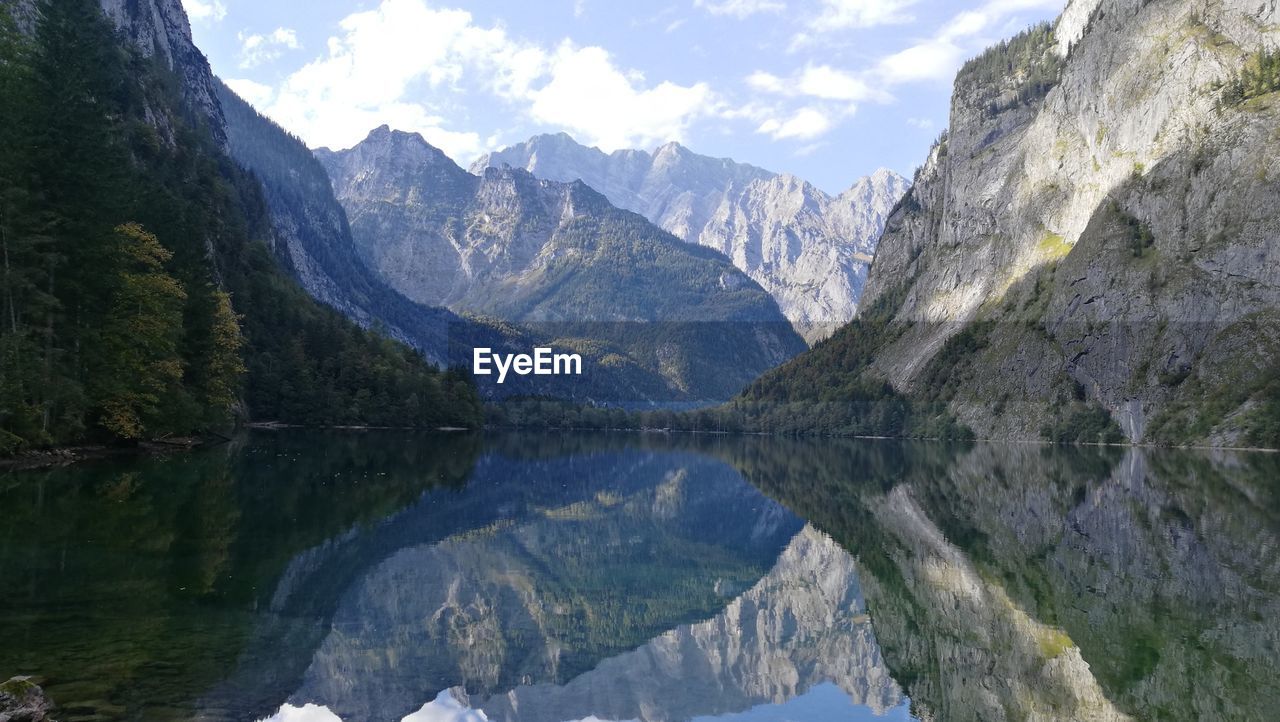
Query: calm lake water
[{"left": 1, "top": 431, "right": 1277, "bottom": 721}]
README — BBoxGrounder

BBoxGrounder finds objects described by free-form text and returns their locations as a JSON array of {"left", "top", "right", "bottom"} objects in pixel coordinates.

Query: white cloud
[
  {"left": 906, "top": 116, "right": 935, "bottom": 129},
  {"left": 183, "top": 0, "right": 227, "bottom": 23},
  {"left": 796, "top": 65, "right": 878, "bottom": 101},
  {"left": 719, "top": 100, "right": 781, "bottom": 124},
  {"left": 869, "top": 0, "right": 1062, "bottom": 85},
  {"left": 757, "top": 106, "right": 833, "bottom": 140},
  {"left": 807, "top": 0, "right": 919, "bottom": 31},
  {"left": 874, "top": 37, "right": 964, "bottom": 83},
  {"left": 252, "top": 0, "right": 713, "bottom": 161},
  {"left": 742, "top": 65, "right": 880, "bottom": 143},
  {"left": 259, "top": 0, "right": 534, "bottom": 159},
  {"left": 743, "top": 0, "right": 1060, "bottom": 145},
  {"left": 528, "top": 43, "right": 714, "bottom": 151},
  {"left": 942, "top": 0, "right": 1063, "bottom": 39},
  {"left": 748, "top": 65, "right": 883, "bottom": 102},
  {"left": 258, "top": 703, "right": 342, "bottom": 722},
  {"left": 238, "top": 27, "right": 300, "bottom": 69},
  {"left": 224, "top": 77, "right": 275, "bottom": 107},
  {"left": 695, "top": 0, "right": 786, "bottom": 18},
  {"left": 746, "top": 71, "right": 786, "bottom": 94},
  {"left": 400, "top": 690, "right": 490, "bottom": 722},
  {"left": 793, "top": 140, "right": 828, "bottom": 156}
]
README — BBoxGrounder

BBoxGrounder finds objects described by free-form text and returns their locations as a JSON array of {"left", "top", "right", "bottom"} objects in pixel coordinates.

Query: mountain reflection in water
[{"left": 1, "top": 431, "right": 1276, "bottom": 721}]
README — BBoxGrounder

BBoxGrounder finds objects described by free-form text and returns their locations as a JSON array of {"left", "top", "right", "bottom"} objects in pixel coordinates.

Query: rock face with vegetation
[
  {"left": 748, "top": 0, "right": 1280, "bottom": 446},
  {"left": 318, "top": 128, "right": 806, "bottom": 402},
  {"left": 474, "top": 134, "right": 909, "bottom": 342}
]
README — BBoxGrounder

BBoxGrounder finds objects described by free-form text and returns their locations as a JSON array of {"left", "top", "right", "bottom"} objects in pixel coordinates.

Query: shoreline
[
  {"left": 5, "top": 425, "right": 1276, "bottom": 473},
  {"left": 0, "top": 436, "right": 214, "bottom": 472},
  {"left": 0, "top": 425, "right": 479, "bottom": 472}
]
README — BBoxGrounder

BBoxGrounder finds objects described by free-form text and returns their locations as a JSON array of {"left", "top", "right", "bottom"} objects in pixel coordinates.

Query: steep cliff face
[
  {"left": 854, "top": 0, "right": 1280, "bottom": 444},
  {"left": 319, "top": 127, "right": 807, "bottom": 402},
  {"left": 0, "top": 0, "right": 489, "bottom": 433},
  {"left": 97, "top": 0, "right": 226, "bottom": 145},
  {"left": 9, "top": 0, "right": 226, "bottom": 145},
  {"left": 473, "top": 134, "right": 909, "bottom": 342}
]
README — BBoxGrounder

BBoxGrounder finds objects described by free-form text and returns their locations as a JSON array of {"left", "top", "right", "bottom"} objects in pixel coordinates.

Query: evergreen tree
[
  {"left": 1222, "top": 47, "right": 1280, "bottom": 105},
  {"left": 0, "top": 11, "right": 56, "bottom": 449}
]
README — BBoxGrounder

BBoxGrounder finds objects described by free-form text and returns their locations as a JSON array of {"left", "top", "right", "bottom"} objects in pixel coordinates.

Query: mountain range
[
  {"left": 313, "top": 127, "right": 806, "bottom": 403},
  {"left": 474, "top": 134, "right": 909, "bottom": 342},
  {"left": 6, "top": 0, "right": 1280, "bottom": 447}
]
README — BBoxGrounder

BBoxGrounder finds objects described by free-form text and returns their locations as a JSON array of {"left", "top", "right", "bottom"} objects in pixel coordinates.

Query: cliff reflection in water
[
  {"left": 713, "top": 437, "right": 1280, "bottom": 721},
  {"left": 2, "top": 431, "right": 1278, "bottom": 722}
]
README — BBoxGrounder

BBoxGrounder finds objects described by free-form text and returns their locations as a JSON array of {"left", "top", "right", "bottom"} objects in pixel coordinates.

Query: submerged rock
[{"left": 0, "top": 677, "right": 58, "bottom": 722}]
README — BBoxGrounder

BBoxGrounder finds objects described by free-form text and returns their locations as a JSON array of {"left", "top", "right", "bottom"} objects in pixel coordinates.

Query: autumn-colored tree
[
  {"left": 93, "top": 223, "right": 187, "bottom": 439},
  {"left": 202, "top": 290, "right": 246, "bottom": 420}
]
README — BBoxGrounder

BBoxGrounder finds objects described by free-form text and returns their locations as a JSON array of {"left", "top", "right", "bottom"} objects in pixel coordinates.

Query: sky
[{"left": 183, "top": 0, "right": 1065, "bottom": 193}]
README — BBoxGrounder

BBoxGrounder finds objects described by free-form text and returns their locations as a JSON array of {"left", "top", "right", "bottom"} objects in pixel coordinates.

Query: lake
[{"left": 1, "top": 431, "right": 1277, "bottom": 721}]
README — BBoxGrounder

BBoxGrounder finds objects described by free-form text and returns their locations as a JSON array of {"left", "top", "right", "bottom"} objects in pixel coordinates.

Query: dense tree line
[{"left": 0, "top": 1, "right": 480, "bottom": 452}]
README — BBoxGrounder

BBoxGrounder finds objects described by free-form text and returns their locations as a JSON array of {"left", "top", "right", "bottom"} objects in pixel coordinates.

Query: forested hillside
[{"left": 0, "top": 1, "right": 481, "bottom": 452}]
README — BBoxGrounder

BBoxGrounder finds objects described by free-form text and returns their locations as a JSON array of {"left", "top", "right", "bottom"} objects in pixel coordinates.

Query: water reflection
[
  {"left": 260, "top": 448, "right": 805, "bottom": 721},
  {"left": 446, "top": 525, "right": 901, "bottom": 722},
  {"left": 258, "top": 521, "right": 908, "bottom": 722},
  {"left": 1, "top": 432, "right": 1277, "bottom": 721},
  {"left": 710, "top": 438, "right": 1280, "bottom": 721}
]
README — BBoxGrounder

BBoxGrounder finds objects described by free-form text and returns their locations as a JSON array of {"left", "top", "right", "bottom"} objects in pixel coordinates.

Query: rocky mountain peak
[
  {"left": 841, "top": 170, "right": 912, "bottom": 218},
  {"left": 316, "top": 125, "right": 805, "bottom": 401},
  {"left": 319, "top": 126, "right": 475, "bottom": 200},
  {"left": 355, "top": 125, "right": 454, "bottom": 163},
  {"left": 652, "top": 140, "right": 689, "bottom": 160},
  {"left": 473, "top": 133, "right": 908, "bottom": 342},
  {"left": 764, "top": 173, "right": 825, "bottom": 213},
  {"left": 863, "top": 167, "right": 909, "bottom": 190}
]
